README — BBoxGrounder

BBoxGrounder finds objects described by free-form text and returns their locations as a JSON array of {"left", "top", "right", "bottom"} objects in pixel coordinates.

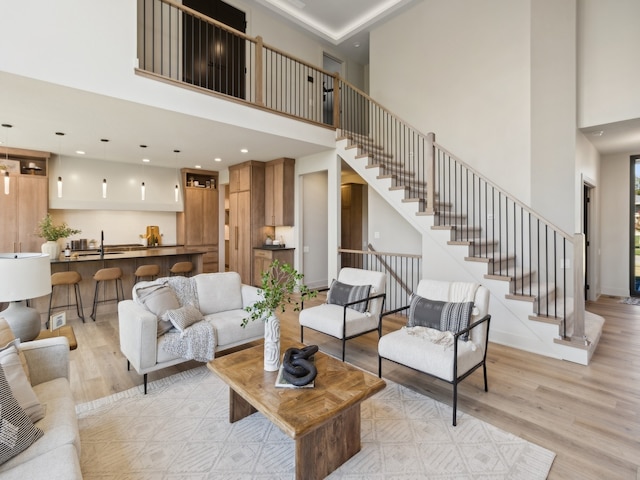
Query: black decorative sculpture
[{"left": 282, "top": 345, "right": 318, "bottom": 386}]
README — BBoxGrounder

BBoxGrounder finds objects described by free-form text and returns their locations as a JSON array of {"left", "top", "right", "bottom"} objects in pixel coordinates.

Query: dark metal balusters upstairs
[{"left": 137, "top": 0, "right": 585, "bottom": 343}]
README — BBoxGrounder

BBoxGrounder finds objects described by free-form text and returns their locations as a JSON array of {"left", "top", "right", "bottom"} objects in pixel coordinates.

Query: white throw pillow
[{"left": 0, "top": 340, "right": 44, "bottom": 423}]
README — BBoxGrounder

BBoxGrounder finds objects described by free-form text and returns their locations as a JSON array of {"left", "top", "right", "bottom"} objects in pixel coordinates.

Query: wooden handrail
[{"left": 366, "top": 244, "right": 414, "bottom": 295}]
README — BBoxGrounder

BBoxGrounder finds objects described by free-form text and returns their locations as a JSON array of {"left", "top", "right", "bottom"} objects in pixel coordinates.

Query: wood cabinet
[
  {"left": 228, "top": 161, "right": 265, "bottom": 284},
  {"left": 341, "top": 183, "right": 364, "bottom": 268},
  {"left": 177, "top": 168, "right": 219, "bottom": 273},
  {"left": 0, "top": 147, "right": 49, "bottom": 253},
  {"left": 265, "top": 158, "right": 294, "bottom": 226},
  {"left": 253, "top": 248, "right": 294, "bottom": 287}
]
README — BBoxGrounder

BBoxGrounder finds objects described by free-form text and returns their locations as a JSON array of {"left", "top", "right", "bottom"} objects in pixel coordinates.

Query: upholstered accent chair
[
  {"left": 299, "top": 268, "right": 386, "bottom": 361},
  {"left": 378, "top": 279, "right": 491, "bottom": 426}
]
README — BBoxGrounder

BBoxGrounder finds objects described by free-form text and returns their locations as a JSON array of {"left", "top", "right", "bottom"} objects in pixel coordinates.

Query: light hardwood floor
[{"left": 68, "top": 295, "right": 640, "bottom": 479}]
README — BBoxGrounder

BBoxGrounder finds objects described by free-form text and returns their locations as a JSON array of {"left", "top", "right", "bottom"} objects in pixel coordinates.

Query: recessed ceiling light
[
  {"left": 142, "top": 158, "right": 150, "bottom": 163},
  {"left": 76, "top": 150, "right": 85, "bottom": 155},
  {"left": 353, "top": 42, "right": 361, "bottom": 48},
  {"left": 140, "top": 144, "right": 147, "bottom": 148},
  {"left": 195, "top": 165, "right": 202, "bottom": 169},
  {"left": 591, "top": 130, "right": 604, "bottom": 137},
  {"left": 214, "top": 157, "right": 222, "bottom": 162},
  {"left": 240, "top": 148, "right": 248, "bottom": 153},
  {"left": 55, "top": 132, "right": 65, "bottom": 136}
]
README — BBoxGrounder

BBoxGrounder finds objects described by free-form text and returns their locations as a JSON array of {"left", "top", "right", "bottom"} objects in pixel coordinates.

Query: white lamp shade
[{"left": 0, "top": 253, "right": 52, "bottom": 302}]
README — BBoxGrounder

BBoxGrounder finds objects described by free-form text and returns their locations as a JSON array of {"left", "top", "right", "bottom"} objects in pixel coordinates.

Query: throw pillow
[
  {"left": 407, "top": 294, "right": 474, "bottom": 341},
  {"left": 166, "top": 305, "right": 204, "bottom": 333},
  {"left": 135, "top": 282, "right": 180, "bottom": 336},
  {"left": 327, "top": 280, "right": 371, "bottom": 313},
  {"left": 0, "top": 319, "right": 30, "bottom": 382},
  {"left": 0, "top": 341, "right": 44, "bottom": 423},
  {"left": 0, "top": 365, "right": 44, "bottom": 465}
]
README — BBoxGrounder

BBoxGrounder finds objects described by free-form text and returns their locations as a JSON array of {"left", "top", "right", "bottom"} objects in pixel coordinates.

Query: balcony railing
[{"left": 137, "top": 0, "right": 339, "bottom": 126}]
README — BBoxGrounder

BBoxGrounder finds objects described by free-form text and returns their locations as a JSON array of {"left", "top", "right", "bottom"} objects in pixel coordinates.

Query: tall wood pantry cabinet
[
  {"left": 0, "top": 147, "right": 49, "bottom": 253},
  {"left": 176, "top": 168, "right": 219, "bottom": 273},
  {"left": 228, "top": 161, "right": 265, "bottom": 285}
]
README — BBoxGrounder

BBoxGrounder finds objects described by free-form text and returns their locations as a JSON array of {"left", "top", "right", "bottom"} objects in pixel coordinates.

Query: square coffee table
[{"left": 207, "top": 339, "right": 385, "bottom": 479}]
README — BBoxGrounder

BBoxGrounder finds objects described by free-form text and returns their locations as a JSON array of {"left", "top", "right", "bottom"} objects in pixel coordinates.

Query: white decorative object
[
  {"left": 41, "top": 240, "right": 60, "bottom": 260},
  {"left": 263, "top": 313, "right": 280, "bottom": 371}
]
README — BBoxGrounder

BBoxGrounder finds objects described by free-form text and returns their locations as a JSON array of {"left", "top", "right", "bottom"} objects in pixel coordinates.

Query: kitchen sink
[{"left": 77, "top": 252, "right": 125, "bottom": 257}]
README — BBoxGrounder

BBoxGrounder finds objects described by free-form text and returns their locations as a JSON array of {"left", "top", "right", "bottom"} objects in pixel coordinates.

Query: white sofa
[
  {"left": 0, "top": 337, "right": 82, "bottom": 479},
  {"left": 118, "top": 272, "right": 264, "bottom": 393}
]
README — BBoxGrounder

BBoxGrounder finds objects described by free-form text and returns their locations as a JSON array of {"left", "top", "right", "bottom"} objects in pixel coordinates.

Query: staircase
[{"left": 336, "top": 127, "right": 604, "bottom": 365}]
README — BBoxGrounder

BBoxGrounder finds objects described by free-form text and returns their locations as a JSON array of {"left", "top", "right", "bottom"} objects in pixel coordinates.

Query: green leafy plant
[
  {"left": 37, "top": 214, "right": 81, "bottom": 241},
  {"left": 242, "top": 259, "right": 316, "bottom": 327}
]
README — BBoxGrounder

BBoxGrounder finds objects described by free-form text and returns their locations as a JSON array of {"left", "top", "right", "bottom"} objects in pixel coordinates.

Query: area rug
[{"left": 76, "top": 366, "right": 555, "bottom": 479}]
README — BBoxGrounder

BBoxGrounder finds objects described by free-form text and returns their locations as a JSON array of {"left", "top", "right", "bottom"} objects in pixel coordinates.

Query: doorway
[
  {"left": 322, "top": 53, "right": 342, "bottom": 126},
  {"left": 630, "top": 155, "right": 640, "bottom": 296},
  {"left": 182, "top": 0, "right": 246, "bottom": 98}
]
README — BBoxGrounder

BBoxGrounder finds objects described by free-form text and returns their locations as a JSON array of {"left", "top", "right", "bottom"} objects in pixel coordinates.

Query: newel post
[
  {"left": 425, "top": 132, "right": 436, "bottom": 215},
  {"left": 572, "top": 233, "right": 586, "bottom": 341},
  {"left": 255, "top": 36, "right": 264, "bottom": 106}
]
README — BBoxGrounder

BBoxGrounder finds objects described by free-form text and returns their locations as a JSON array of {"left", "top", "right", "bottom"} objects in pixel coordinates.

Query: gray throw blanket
[{"left": 161, "top": 320, "right": 216, "bottom": 362}]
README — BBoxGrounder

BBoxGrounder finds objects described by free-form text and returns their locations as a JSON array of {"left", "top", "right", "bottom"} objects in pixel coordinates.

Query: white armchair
[
  {"left": 299, "top": 268, "right": 386, "bottom": 361},
  {"left": 378, "top": 279, "right": 491, "bottom": 426}
]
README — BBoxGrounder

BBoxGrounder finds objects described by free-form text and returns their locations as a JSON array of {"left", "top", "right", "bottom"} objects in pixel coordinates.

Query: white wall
[
  {"left": 530, "top": 0, "right": 577, "bottom": 232},
  {"left": 600, "top": 153, "right": 630, "bottom": 296},
  {"left": 368, "top": 188, "right": 421, "bottom": 255},
  {"left": 369, "top": 0, "right": 532, "bottom": 204},
  {"left": 578, "top": 0, "right": 640, "bottom": 127}
]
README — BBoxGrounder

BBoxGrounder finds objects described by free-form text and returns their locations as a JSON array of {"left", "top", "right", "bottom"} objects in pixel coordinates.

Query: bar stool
[
  {"left": 134, "top": 264, "right": 160, "bottom": 283},
  {"left": 169, "top": 261, "right": 193, "bottom": 277},
  {"left": 90, "top": 267, "right": 124, "bottom": 321},
  {"left": 47, "top": 271, "right": 85, "bottom": 326}
]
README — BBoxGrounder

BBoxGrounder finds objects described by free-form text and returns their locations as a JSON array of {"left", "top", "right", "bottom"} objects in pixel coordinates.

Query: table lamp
[{"left": 0, "top": 253, "right": 51, "bottom": 341}]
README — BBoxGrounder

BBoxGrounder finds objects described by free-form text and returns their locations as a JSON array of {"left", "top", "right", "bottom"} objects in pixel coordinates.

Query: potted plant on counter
[
  {"left": 243, "top": 259, "right": 316, "bottom": 371},
  {"left": 37, "top": 214, "right": 81, "bottom": 259}
]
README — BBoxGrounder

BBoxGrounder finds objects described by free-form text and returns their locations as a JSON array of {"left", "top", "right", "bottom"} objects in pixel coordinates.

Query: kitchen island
[{"left": 35, "top": 247, "right": 211, "bottom": 321}]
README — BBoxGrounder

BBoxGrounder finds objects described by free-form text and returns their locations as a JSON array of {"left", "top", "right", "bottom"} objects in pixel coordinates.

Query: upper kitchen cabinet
[
  {"left": 0, "top": 147, "right": 49, "bottom": 253},
  {"left": 264, "top": 158, "right": 294, "bottom": 226},
  {"left": 176, "top": 168, "right": 219, "bottom": 272}
]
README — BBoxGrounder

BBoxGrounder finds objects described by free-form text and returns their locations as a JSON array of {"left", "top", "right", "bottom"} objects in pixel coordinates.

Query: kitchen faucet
[{"left": 100, "top": 230, "right": 104, "bottom": 258}]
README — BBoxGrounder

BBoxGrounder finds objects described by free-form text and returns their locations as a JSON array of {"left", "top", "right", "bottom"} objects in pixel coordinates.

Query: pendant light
[
  {"left": 101, "top": 139, "right": 109, "bottom": 198},
  {"left": 173, "top": 149, "right": 180, "bottom": 202},
  {"left": 55, "top": 132, "right": 64, "bottom": 198},
  {"left": 2, "top": 124, "right": 12, "bottom": 195},
  {"left": 141, "top": 181, "right": 145, "bottom": 201}
]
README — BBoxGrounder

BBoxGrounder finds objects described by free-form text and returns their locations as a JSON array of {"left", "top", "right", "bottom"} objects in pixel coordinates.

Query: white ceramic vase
[
  {"left": 264, "top": 313, "right": 281, "bottom": 371},
  {"left": 41, "top": 240, "right": 60, "bottom": 260}
]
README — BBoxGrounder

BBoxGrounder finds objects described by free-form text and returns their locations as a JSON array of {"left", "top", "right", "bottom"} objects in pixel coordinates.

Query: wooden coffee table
[{"left": 207, "top": 339, "right": 385, "bottom": 480}]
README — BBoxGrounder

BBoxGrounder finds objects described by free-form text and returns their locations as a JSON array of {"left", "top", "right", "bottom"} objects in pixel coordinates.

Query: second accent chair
[
  {"left": 299, "top": 267, "right": 386, "bottom": 361},
  {"left": 378, "top": 279, "right": 491, "bottom": 426}
]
